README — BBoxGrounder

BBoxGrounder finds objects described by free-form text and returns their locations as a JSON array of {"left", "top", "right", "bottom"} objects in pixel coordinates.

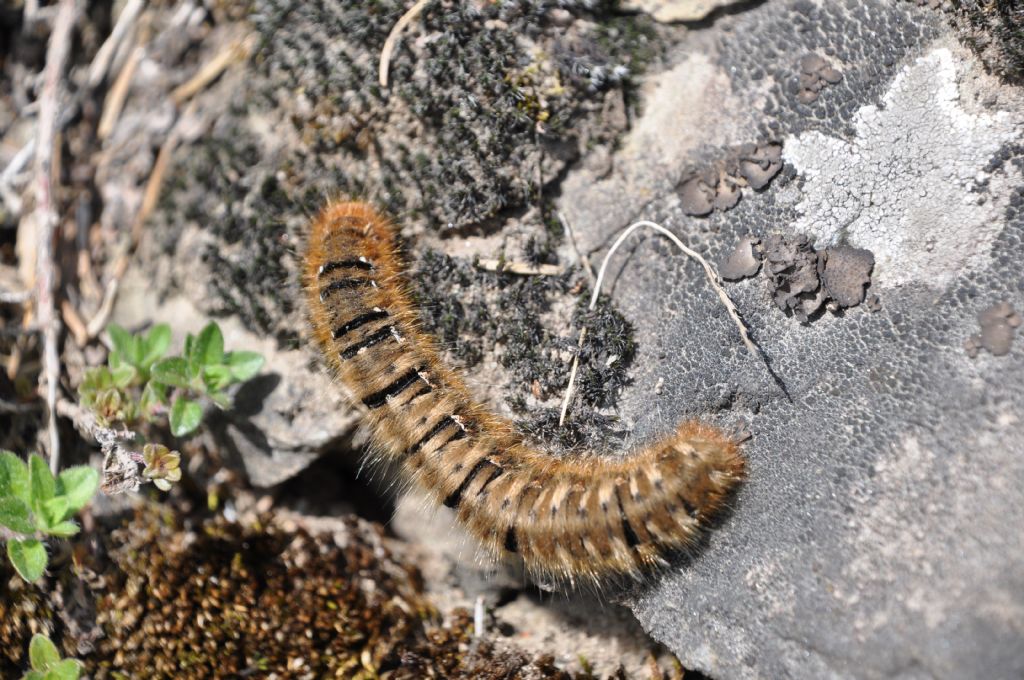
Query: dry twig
[
  {"left": 56, "top": 399, "right": 142, "bottom": 494},
  {"left": 60, "top": 299, "right": 89, "bottom": 346},
  {"left": 31, "top": 0, "right": 79, "bottom": 473},
  {"left": 121, "top": 98, "right": 198, "bottom": 269},
  {"left": 558, "top": 220, "right": 766, "bottom": 427},
  {"left": 87, "top": 0, "right": 144, "bottom": 88},
  {"left": 475, "top": 258, "right": 563, "bottom": 276},
  {"left": 171, "top": 34, "right": 256, "bottom": 104},
  {"left": 379, "top": 0, "right": 431, "bottom": 88},
  {"left": 97, "top": 46, "right": 144, "bottom": 140}
]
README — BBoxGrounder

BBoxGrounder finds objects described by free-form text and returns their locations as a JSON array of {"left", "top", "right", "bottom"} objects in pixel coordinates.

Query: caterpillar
[{"left": 303, "top": 200, "right": 744, "bottom": 583}]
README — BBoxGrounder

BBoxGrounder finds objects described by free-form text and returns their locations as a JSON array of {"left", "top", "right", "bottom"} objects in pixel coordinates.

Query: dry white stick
[
  {"left": 87, "top": 0, "right": 144, "bottom": 88},
  {"left": 97, "top": 46, "right": 144, "bottom": 140},
  {"left": 171, "top": 34, "right": 256, "bottom": 104},
  {"left": 475, "top": 258, "right": 563, "bottom": 276},
  {"left": 473, "top": 595, "right": 486, "bottom": 638},
  {"left": 0, "top": 138, "right": 36, "bottom": 216},
  {"left": 32, "top": 0, "right": 79, "bottom": 473},
  {"left": 85, "top": 277, "right": 119, "bottom": 339},
  {"left": 0, "top": 290, "right": 32, "bottom": 304},
  {"left": 557, "top": 327, "right": 587, "bottom": 427},
  {"left": 558, "top": 220, "right": 763, "bottom": 427},
  {"left": 379, "top": 0, "right": 431, "bottom": 88}
]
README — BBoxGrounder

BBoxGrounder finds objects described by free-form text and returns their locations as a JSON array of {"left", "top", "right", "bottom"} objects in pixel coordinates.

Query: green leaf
[
  {"left": 29, "top": 633, "right": 60, "bottom": 670},
  {"left": 170, "top": 397, "right": 203, "bottom": 437},
  {"left": 23, "top": 671, "right": 45, "bottom": 680},
  {"left": 106, "top": 324, "right": 134, "bottom": 365},
  {"left": 7, "top": 538, "right": 47, "bottom": 582},
  {"left": 0, "top": 497, "right": 34, "bottom": 534},
  {"left": 202, "top": 365, "right": 234, "bottom": 392},
  {"left": 208, "top": 391, "right": 232, "bottom": 410},
  {"left": 109, "top": 364, "right": 136, "bottom": 388},
  {"left": 139, "top": 381, "right": 167, "bottom": 420},
  {"left": 39, "top": 496, "right": 70, "bottom": 527},
  {"left": 0, "top": 450, "right": 30, "bottom": 503},
  {"left": 107, "top": 350, "right": 123, "bottom": 371},
  {"left": 225, "top": 351, "right": 264, "bottom": 381},
  {"left": 56, "top": 466, "right": 98, "bottom": 513},
  {"left": 45, "top": 521, "right": 80, "bottom": 538},
  {"left": 29, "top": 454, "right": 56, "bottom": 502},
  {"left": 151, "top": 358, "right": 191, "bottom": 389},
  {"left": 193, "top": 322, "right": 224, "bottom": 367},
  {"left": 142, "top": 324, "right": 172, "bottom": 367},
  {"left": 48, "top": 659, "right": 82, "bottom": 680}
]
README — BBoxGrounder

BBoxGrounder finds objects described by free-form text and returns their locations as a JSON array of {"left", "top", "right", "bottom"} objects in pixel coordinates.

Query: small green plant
[
  {"left": 78, "top": 321, "right": 264, "bottom": 438},
  {"left": 150, "top": 322, "right": 264, "bottom": 436},
  {"left": 21, "top": 633, "right": 82, "bottom": 680},
  {"left": 140, "top": 443, "right": 182, "bottom": 491},
  {"left": 0, "top": 451, "right": 98, "bottom": 582}
]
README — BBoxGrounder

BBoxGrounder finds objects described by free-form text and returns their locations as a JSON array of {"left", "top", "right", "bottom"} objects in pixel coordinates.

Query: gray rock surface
[
  {"left": 558, "top": 1, "right": 1024, "bottom": 678},
  {"left": 121, "top": 0, "right": 1024, "bottom": 676}
]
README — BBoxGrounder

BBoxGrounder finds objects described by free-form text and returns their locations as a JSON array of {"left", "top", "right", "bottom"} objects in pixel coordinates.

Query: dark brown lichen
[
  {"left": 964, "top": 301, "right": 1021, "bottom": 357},
  {"left": 678, "top": 143, "right": 783, "bottom": 216},
  {"left": 753, "top": 234, "right": 876, "bottom": 322}
]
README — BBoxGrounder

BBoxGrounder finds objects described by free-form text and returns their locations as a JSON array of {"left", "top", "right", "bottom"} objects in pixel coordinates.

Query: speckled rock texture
[{"left": 557, "top": 1, "right": 1024, "bottom": 678}]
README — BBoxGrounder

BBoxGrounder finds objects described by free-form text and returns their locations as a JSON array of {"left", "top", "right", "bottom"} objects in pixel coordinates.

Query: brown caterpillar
[{"left": 303, "top": 201, "right": 744, "bottom": 583}]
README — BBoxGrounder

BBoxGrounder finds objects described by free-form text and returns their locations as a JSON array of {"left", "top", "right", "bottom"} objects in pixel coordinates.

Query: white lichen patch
[{"left": 784, "top": 47, "right": 1021, "bottom": 289}]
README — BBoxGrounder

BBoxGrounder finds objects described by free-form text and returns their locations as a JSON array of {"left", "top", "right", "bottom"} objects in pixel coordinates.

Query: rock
[
  {"left": 560, "top": 1, "right": 1024, "bottom": 678},
  {"left": 120, "top": 0, "right": 1024, "bottom": 677},
  {"left": 621, "top": 0, "right": 749, "bottom": 23}
]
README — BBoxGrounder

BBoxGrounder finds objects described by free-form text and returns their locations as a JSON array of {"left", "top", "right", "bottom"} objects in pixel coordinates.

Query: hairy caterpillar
[{"left": 303, "top": 201, "right": 744, "bottom": 583}]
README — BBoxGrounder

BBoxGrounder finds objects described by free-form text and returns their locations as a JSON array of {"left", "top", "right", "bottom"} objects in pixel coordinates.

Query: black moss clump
[
  {"left": 153, "top": 2, "right": 659, "bottom": 341},
  {"left": 946, "top": 0, "right": 1024, "bottom": 84},
  {"left": 414, "top": 251, "right": 638, "bottom": 454},
  {"left": 251, "top": 0, "right": 657, "bottom": 229},
  {"left": 155, "top": 122, "right": 302, "bottom": 342},
  {"left": 572, "top": 293, "right": 637, "bottom": 409}
]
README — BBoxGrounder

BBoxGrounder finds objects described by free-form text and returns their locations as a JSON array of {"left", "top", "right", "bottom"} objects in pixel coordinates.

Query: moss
[
  {"left": 248, "top": 0, "right": 655, "bottom": 227},
  {"left": 943, "top": 1, "right": 1024, "bottom": 83},
  {"left": 0, "top": 507, "right": 627, "bottom": 679},
  {"left": 398, "top": 607, "right": 586, "bottom": 679},
  {"left": 414, "top": 251, "right": 637, "bottom": 454},
  {"left": 154, "top": 1, "right": 662, "bottom": 340},
  {"left": 0, "top": 562, "right": 59, "bottom": 674},
  {"left": 87, "top": 510, "right": 431, "bottom": 678}
]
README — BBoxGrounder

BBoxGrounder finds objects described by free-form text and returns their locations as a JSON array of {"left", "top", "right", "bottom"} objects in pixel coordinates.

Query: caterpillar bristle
[{"left": 304, "top": 200, "right": 745, "bottom": 584}]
